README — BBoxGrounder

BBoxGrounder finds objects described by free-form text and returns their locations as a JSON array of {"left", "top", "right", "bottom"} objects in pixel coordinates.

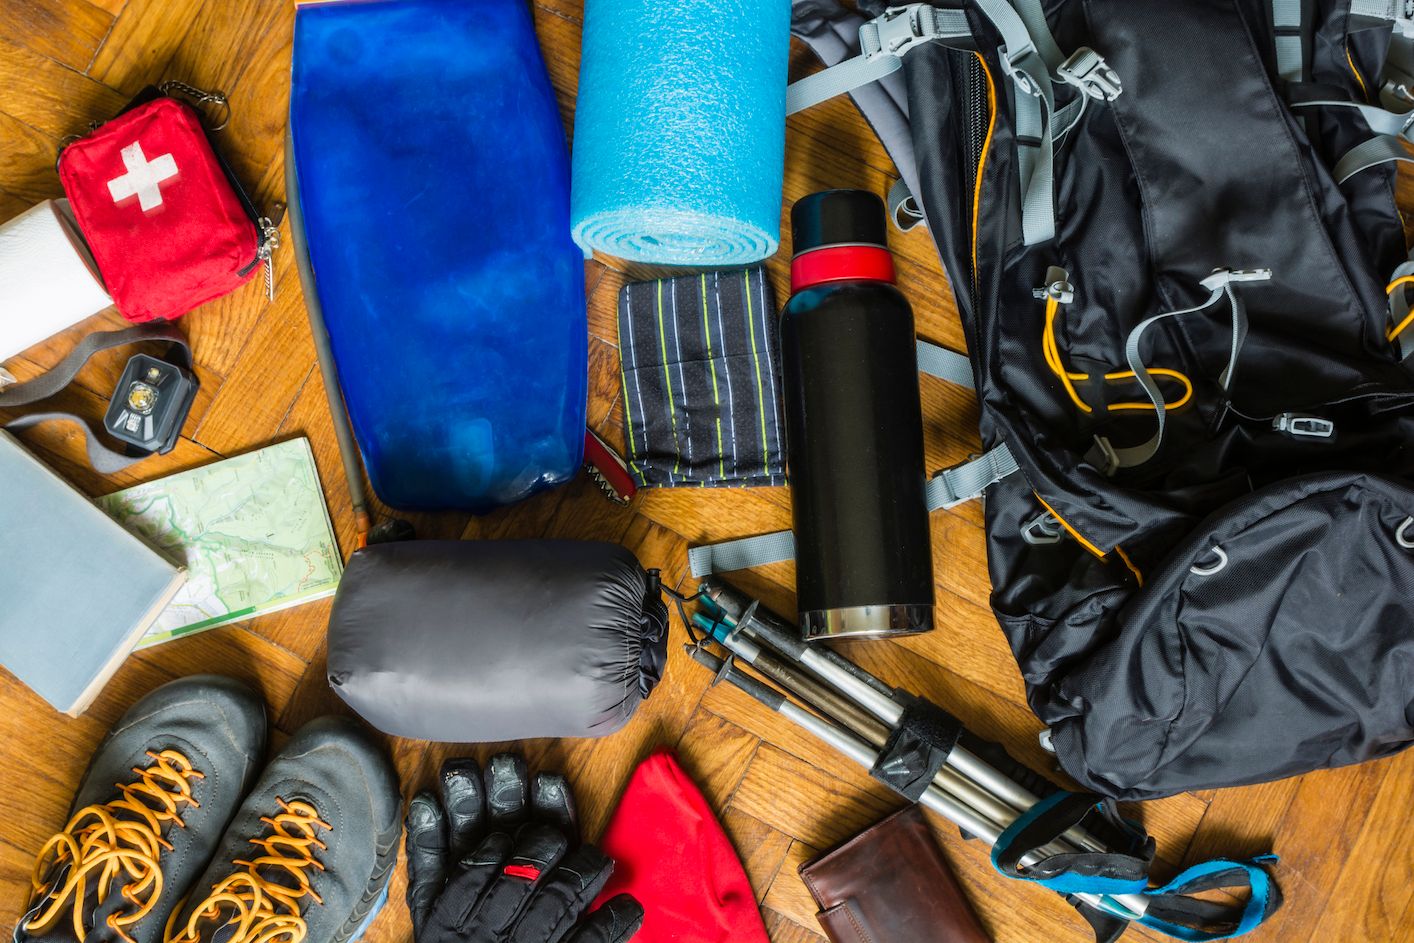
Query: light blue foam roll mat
[
  {"left": 289, "top": 0, "right": 587, "bottom": 514},
  {"left": 570, "top": 0, "right": 791, "bottom": 266}
]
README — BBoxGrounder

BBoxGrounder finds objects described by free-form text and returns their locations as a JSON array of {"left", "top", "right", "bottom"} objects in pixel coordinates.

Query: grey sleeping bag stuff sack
[{"left": 327, "top": 540, "right": 669, "bottom": 742}]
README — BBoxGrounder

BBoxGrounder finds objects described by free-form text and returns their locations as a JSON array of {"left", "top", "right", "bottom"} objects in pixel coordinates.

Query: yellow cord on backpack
[
  {"left": 1043, "top": 293, "right": 1194, "bottom": 413},
  {"left": 1385, "top": 275, "right": 1414, "bottom": 342}
]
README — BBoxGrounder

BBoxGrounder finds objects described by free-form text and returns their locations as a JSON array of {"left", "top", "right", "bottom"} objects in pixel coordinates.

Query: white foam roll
[{"left": 0, "top": 199, "right": 112, "bottom": 363}]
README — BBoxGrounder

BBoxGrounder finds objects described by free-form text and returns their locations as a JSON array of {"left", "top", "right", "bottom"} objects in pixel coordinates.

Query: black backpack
[{"left": 713, "top": 0, "right": 1414, "bottom": 802}]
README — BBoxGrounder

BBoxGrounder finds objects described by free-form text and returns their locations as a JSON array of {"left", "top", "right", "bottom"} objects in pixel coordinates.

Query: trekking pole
[
  {"left": 686, "top": 645, "right": 1148, "bottom": 920},
  {"left": 700, "top": 580, "right": 1113, "bottom": 856},
  {"left": 694, "top": 612, "right": 1023, "bottom": 834}
]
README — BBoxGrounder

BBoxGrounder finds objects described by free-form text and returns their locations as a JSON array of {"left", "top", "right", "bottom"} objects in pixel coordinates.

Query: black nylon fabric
[
  {"left": 326, "top": 540, "right": 669, "bottom": 742},
  {"left": 899, "top": 0, "right": 1414, "bottom": 796}
]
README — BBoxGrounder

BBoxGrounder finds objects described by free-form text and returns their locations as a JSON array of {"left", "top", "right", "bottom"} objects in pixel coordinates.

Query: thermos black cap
[{"left": 791, "top": 189, "right": 889, "bottom": 256}]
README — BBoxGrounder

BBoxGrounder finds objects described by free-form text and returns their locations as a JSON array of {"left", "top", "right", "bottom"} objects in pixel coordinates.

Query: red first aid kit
[{"left": 57, "top": 91, "right": 276, "bottom": 324}]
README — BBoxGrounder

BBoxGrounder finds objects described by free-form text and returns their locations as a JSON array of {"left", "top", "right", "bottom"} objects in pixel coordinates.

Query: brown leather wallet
[{"left": 799, "top": 805, "right": 990, "bottom": 943}]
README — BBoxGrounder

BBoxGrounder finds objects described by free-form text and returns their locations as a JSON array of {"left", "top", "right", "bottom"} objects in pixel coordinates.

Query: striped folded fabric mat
[{"left": 616, "top": 267, "right": 787, "bottom": 488}]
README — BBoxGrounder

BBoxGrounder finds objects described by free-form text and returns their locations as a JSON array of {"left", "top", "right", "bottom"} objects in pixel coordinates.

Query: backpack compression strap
[
  {"left": 785, "top": 2, "right": 1123, "bottom": 247},
  {"left": 790, "top": 0, "right": 923, "bottom": 230}
]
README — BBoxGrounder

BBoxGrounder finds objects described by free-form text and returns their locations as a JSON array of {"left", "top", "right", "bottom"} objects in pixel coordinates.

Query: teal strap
[
  {"left": 926, "top": 442, "right": 1018, "bottom": 508},
  {"left": 687, "top": 443, "right": 1020, "bottom": 576},
  {"left": 1138, "top": 858, "right": 1280, "bottom": 942}
]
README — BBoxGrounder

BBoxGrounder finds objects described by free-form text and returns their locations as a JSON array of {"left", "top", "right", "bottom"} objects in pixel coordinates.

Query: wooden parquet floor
[{"left": 2, "top": 2, "right": 1412, "bottom": 941}]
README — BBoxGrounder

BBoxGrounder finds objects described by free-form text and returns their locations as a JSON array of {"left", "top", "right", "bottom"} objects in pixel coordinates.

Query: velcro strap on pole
[
  {"left": 686, "top": 443, "right": 1021, "bottom": 576},
  {"left": 868, "top": 693, "right": 961, "bottom": 801}
]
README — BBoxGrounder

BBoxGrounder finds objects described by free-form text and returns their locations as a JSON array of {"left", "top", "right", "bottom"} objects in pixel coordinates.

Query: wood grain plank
[
  {"left": 764, "top": 905, "right": 828, "bottom": 943},
  {"left": 0, "top": 111, "right": 63, "bottom": 204},
  {"left": 1304, "top": 749, "right": 1414, "bottom": 943},
  {"left": 0, "top": 35, "right": 126, "bottom": 139},
  {"left": 89, "top": 0, "right": 210, "bottom": 97},
  {"left": 0, "top": 0, "right": 113, "bottom": 74}
]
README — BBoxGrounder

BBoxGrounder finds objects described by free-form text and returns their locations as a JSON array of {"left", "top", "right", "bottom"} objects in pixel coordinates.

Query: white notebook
[{"left": 0, "top": 433, "right": 185, "bottom": 716}]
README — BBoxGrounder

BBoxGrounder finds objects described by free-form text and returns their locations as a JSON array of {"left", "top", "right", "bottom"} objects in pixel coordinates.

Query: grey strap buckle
[
  {"left": 1201, "top": 267, "right": 1273, "bottom": 291},
  {"left": 1001, "top": 54, "right": 1044, "bottom": 98},
  {"left": 1032, "top": 266, "right": 1075, "bottom": 303},
  {"left": 1057, "top": 47, "right": 1122, "bottom": 101},
  {"left": 861, "top": 5, "right": 941, "bottom": 60},
  {"left": 1272, "top": 413, "right": 1336, "bottom": 439},
  {"left": 1021, "top": 511, "right": 1066, "bottom": 545}
]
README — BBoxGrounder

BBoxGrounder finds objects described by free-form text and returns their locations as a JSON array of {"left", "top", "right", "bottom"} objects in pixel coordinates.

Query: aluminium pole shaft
[
  {"left": 714, "top": 594, "right": 1114, "bottom": 859},
  {"left": 707, "top": 621, "right": 1024, "bottom": 835},
  {"left": 687, "top": 646, "right": 1148, "bottom": 920}
]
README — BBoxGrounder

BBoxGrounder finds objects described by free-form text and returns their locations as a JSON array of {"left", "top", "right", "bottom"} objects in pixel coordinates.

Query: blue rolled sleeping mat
[
  {"left": 571, "top": 0, "right": 792, "bottom": 266},
  {"left": 288, "top": 0, "right": 587, "bottom": 513}
]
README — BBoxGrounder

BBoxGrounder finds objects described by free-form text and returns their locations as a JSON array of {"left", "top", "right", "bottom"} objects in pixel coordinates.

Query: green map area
[{"left": 96, "top": 438, "right": 343, "bottom": 648}]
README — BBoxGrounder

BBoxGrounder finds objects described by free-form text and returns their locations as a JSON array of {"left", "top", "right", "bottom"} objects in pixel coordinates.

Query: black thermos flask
[{"left": 779, "top": 189, "right": 934, "bottom": 640}]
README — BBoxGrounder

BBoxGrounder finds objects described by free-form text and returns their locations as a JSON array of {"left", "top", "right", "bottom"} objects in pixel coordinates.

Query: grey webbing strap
[
  {"left": 1010, "top": 0, "right": 1066, "bottom": 71},
  {"left": 972, "top": 0, "right": 1058, "bottom": 246},
  {"left": 0, "top": 324, "right": 190, "bottom": 474},
  {"left": 1348, "top": 0, "right": 1414, "bottom": 23},
  {"left": 1091, "top": 269, "right": 1269, "bottom": 472},
  {"left": 2, "top": 411, "right": 141, "bottom": 474},
  {"left": 686, "top": 443, "right": 1021, "bottom": 576},
  {"left": 1332, "top": 133, "right": 1414, "bottom": 181},
  {"left": 926, "top": 441, "right": 1019, "bottom": 508},
  {"left": 792, "top": 1, "right": 922, "bottom": 226},
  {"left": 1272, "top": 0, "right": 1304, "bottom": 85},
  {"left": 889, "top": 177, "right": 927, "bottom": 232},
  {"left": 0, "top": 324, "right": 188, "bottom": 407},
  {"left": 785, "top": 5, "right": 972, "bottom": 116},
  {"left": 1288, "top": 98, "right": 1414, "bottom": 136},
  {"left": 688, "top": 529, "right": 797, "bottom": 577},
  {"left": 916, "top": 339, "right": 975, "bottom": 388}
]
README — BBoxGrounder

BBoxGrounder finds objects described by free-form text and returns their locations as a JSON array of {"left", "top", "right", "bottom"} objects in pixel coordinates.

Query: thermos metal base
[{"left": 800, "top": 604, "right": 933, "bottom": 641}]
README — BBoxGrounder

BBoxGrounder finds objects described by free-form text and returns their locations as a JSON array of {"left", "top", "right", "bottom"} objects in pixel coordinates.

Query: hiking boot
[
  {"left": 165, "top": 717, "right": 401, "bottom": 943},
  {"left": 17, "top": 676, "right": 268, "bottom": 943}
]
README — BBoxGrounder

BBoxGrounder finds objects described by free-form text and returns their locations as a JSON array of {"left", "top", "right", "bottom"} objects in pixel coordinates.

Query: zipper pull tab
[{"left": 257, "top": 208, "right": 283, "bottom": 302}]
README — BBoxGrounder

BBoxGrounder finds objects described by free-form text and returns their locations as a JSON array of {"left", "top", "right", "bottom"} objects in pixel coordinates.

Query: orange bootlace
[
  {"left": 165, "top": 797, "right": 331, "bottom": 943},
  {"left": 24, "top": 750, "right": 205, "bottom": 943}
]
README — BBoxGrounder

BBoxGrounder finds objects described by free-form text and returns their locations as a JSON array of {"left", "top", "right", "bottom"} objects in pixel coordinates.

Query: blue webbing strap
[
  {"left": 1137, "top": 857, "right": 1280, "bottom": 942},
  {"left": 994, "top": 792, "right": 1281, "bottom": 941},
  {"left": 990, "top": 790, "right": 1150, "bottom": 896}
]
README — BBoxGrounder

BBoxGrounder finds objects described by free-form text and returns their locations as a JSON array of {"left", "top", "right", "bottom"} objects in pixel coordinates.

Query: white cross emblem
[{"left": 107, "top": 142, "right": 179, "bottom": 212}]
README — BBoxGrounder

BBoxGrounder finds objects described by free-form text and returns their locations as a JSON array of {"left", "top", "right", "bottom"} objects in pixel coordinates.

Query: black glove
[{"left": 405, "top": 754, "right": 643, "bottom": 943}]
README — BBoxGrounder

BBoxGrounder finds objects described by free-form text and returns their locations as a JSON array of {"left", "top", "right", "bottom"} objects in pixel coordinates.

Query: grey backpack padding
[{"left": 327, "top": 540, "right": 669, "bottom": 742}]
